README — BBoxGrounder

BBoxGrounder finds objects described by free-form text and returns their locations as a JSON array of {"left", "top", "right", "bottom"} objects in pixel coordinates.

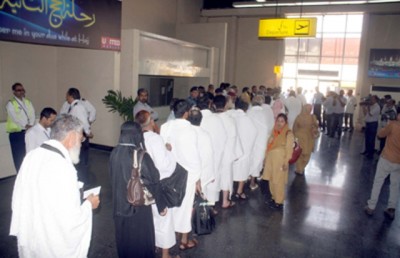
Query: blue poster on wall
[
  {"left": 368, "top": 49, "right": 400, "bottom": 79},
  {"left": 0, "top": 0, "right": 121, "bottom": 51}
]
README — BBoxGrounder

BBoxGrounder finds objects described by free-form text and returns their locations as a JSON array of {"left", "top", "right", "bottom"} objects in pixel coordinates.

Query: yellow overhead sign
[{"left": 259, "top": 18, "right": 317, "bottom": 38}]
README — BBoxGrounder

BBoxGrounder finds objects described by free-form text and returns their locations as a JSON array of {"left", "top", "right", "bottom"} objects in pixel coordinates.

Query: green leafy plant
[{"left": 102, "top": 90, "right": 136, "bottom": 121}]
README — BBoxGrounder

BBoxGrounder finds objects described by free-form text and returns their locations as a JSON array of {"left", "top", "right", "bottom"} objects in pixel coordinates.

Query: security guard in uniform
[
  {"left": 61, "top": 88, "right": 93, "bottom": 186},
  {"left": 6, "top": 82, "right": 35, "bottom": 172}
]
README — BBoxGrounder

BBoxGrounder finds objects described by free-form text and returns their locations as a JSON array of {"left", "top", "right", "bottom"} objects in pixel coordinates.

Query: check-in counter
[{"left": 0, "top": 122, "right": 17, "bottom": 178}]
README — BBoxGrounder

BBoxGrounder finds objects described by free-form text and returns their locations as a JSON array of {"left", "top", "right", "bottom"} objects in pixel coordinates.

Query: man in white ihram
[
  {"left": 198, "top": 99, "right": 227, "bottom": 204},
  {"left": 160, "top": 99, "right": 201, "bottom": 250},
  {"left": 214, "top": 95, "right": 243, "bottom": 208},
  {"left": 135, "top": 110, "right": 177, "bottom": 258},
  {"left": 247, "top": 95, "right": 273, "bottom": 190},
  {"left": 228, "top": 100, "right": 257, "bottom": 200},
  {"left": 187, "top": 108, "right": 215, "bottom": 202},
  {"left": 10, "top": 114, "right": 100, "bottom": 258}
]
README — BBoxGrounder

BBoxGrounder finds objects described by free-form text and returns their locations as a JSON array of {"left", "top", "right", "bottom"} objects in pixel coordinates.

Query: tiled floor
[{"left": 1, "top": 131, "right": 400, "bottom": 257}]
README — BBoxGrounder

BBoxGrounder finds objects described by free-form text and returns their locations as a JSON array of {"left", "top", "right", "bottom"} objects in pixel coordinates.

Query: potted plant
[{"left": 102, "top": 90, "right": 136, "bottom": 121}]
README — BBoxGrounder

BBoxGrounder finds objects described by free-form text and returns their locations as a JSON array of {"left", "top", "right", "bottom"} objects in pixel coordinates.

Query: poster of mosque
[
  {"left": 0, "top": 0, "right": 121, "bottom": 51},
  {"left": 368, "top": 49, "right": 400, "bottom": 79}
]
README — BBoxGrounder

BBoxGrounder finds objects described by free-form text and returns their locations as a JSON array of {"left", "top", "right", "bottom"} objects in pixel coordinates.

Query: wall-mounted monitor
[{"left": 368, "top": 49, "right": 400, "bottom": 79}]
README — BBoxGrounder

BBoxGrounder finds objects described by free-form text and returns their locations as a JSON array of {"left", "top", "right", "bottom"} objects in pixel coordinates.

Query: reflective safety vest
[{"left": 6, "top": 98, "right": 33, "bottom": 133}]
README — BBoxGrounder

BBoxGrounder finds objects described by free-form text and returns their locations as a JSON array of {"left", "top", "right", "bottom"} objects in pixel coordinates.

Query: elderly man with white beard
[
  {"left": 247, "top": 95, "right": 273, "bottom": 190},
  {"left": 10, "top": 114, "right": 100, "bottom": 258}
]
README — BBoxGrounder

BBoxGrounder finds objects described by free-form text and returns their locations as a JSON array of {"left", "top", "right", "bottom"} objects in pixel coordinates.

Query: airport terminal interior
[
  {"left": 1, "top": 131, "right": 400, "bottom": 257},
  {"left": 1, "top": 0, "right": 400, "bottom": 257}
]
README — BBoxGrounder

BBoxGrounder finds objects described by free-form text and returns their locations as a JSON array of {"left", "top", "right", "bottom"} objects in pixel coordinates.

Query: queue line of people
[
  {"left": 7, "top": 80, "right": 400, "bottom": 258},
  {"left": 116, "top": 84, "right": 322, "bottom": 257}
]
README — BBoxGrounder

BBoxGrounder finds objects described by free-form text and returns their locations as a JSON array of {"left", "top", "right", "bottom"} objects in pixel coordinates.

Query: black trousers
[
  {"left": 9, "top": 131, "right": 26, "bottom": 172},
  {"left": 330, "top": 113, "right": 344, "bottom": 138},
  {"left": 313, "top": 104, "right": 322, "bottom": 127},
  {"left": 365, "top": 121, "right": 378, "bottom": 156},
  {"left": 344, "top": 113, "right": 354, "bottom": 130},
  {"left": 325, "top": 114, "right": 332, "bottom": 135},
  {"left": 76, "top": 137, "right": 90, "bottom": 186}
]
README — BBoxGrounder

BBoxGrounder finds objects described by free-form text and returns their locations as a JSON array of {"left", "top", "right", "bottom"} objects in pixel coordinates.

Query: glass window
[
  {"left": 298, "top": 79, "right": 319, "bottom": 93},
  {"left": 307, "top": 38, "right": 322, "bottom": 56},
  {"left": 346, "top": 15, "right": 363, "bottom": 33},
  {"left": 341, "top": 63, "right": 359, "bottom": 80},
  {"left": 282, "top": 78, "right": 296, "bottom": 92},
  {"left": 321, "top": 56, "right": 343, "bottom": 65},
  {"left": 344, "top": 37, "right": 361, "bottom": 57},
  {"left": 321, "top": 38, "right": 344, "bottom": 57},
  {"left": 285, "top": 39, "right": 299, "bottom": 55},
  {"left": 282, "top": 62, "right": 297, "bottom": 77},
  {"left": 284, "top": 55, "right": 297, "bottom": 63},
  {"left": 282, "top": 14, "right": 362, "bottom": 92},
  {"left": 322, "top": 15, "right": 346, "bottom": 33}
]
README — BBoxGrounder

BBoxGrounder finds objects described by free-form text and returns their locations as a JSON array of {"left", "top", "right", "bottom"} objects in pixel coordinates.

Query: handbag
[
  {"left": 192, "top": 193, "right": 215, "bottom": 235},
  {"left": 289, "top": 140, "right": 302, "bottom": 164},
  {"left": 287, "top": 131, "right": 302, "bottom": 164},
  {"left": 160, "top": 163, "right": 188, "bottom": 208},
  {"left": 127, "top": 149, "right": 155, "bottom": 206}
]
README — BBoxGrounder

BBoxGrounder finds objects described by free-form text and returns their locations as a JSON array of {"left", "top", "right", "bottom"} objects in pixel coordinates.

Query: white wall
[
  {"left": 0, "top": 41, "right": 121, "bottom": 146},
  {"left": 56, "top": 48, "right": 121, "bottom": 146},
  {"left": 236, "top": 17, "right": 284, "bottom": 87},
  {"left": 122, "top": 0, "right": 178, "bottom": 37},
  {"left": 0, "top": 42, "right": 58, "bottom": 121},
  {"left": 176, "top": 22, "right": 228, "bottom": 85},
  {"left": 0, "top": 43, "right": 120, "bottom": 178}
]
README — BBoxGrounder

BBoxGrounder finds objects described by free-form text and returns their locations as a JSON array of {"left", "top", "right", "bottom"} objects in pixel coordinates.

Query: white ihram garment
[
  {"left": 217, "top": 111, "right": 243, "bottom": 195},
  {"left": 284, "top": 96, "right": 302, "bottom": 130},
  {"left": 160, "top": 119, "right": 201, "bottom": 233},
  {"left": 10, "top": 140, "right": 92, "bottom": 258},
  {"left": 144, "top": 131, "right": 176, "bottom": 249},
  {"left": 247, "top": 106, "right": 270, "bottom": 177},
  {"left": 192, "top": 126, "right": 215, "bottom": 198},
  {"left": 200, "top": 109, "right": 227, "bottom": 202},
  {"left": 228, "top": 109, "right": 257, "bottom": 181}
]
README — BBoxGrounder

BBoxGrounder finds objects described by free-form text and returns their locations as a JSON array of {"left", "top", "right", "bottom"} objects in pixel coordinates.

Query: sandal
[
  {"left": 222, "top": 201, "right": 236, "bottom": 209},
  {"left": 234, "top": 192, "right": 247, "bottom": 200},
  {"left": 179, "top": 239, "right": 198, "bottom": 251}
]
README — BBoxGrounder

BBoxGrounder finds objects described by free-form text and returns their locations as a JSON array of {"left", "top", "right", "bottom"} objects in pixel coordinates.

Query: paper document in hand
[{"left": 83, "top": 186, "right": 101, "bottom": 199}]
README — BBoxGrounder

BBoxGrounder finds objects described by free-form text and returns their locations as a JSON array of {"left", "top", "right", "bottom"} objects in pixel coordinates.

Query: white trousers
[
  {"left": 151, "top": 205, "right": 176, "bottom": 249},
  {"left": 367, "top": 157, "right": 400, "bottom": 210}
]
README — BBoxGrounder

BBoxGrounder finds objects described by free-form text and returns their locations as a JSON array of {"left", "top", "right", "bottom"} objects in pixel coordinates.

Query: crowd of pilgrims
[
  {"left": 111, "top": 83, "right": 327, "bottom": 258},
  {"left": 9, "top": 82, "right": 399, "bottom": 258}
]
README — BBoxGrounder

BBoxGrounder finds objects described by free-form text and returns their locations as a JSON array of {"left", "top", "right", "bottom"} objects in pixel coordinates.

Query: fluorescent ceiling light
[{"left": 233, "top": 0, "right": 400, "bottom": 8}]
